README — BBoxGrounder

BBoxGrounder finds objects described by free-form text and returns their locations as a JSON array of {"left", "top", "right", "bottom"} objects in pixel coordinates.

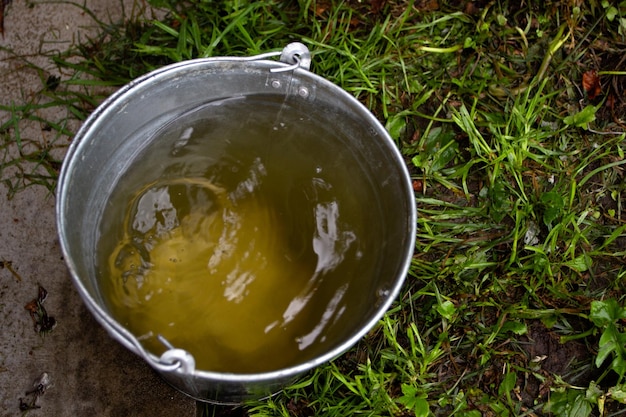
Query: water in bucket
[{"left": 96, "top": 95, "right": 385, "bottom": 373}]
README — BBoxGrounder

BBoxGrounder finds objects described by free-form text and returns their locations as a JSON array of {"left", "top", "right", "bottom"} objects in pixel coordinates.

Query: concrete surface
[{"left": 0, "top": 1, "right": 196, "bottom": 415}]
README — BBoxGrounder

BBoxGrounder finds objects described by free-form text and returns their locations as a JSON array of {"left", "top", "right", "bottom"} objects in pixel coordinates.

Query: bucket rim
[{"left": 55, "top": 53, "right": 417, "bottom": 383}]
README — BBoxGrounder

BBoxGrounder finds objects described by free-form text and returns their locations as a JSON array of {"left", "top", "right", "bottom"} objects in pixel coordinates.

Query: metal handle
[
  {"left": 273, "top": 42, "right": 311, "bottom": 72},
  {"left": 155, "top": 335, "right": 196, "bottom": 373},
  {"left": 159, "top": 349, "right": 196, "bottom": 374},
  {"left": 103, "top": 313, "right": 196, "bottom": 373},
  {"left": 207, "top": 42, "right": 311, "bottom": 72}
]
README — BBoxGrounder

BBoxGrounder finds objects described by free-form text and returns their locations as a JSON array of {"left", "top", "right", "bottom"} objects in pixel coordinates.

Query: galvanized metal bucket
[{"left": 56, "top": 43, "right": 416, "bottom": 404}]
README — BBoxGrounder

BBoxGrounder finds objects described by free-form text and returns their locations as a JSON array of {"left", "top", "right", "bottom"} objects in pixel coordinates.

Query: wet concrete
[{"left": 0, "top": 1, "right": 195, "bottom": 415}]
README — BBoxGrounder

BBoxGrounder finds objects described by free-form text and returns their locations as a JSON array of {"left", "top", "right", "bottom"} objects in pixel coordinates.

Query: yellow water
[
  {"left": 97, "top": 96, "right": 382, "bottom": 374},
  {"left": 101, "top": 175, "right": 326, "bottom": 372}
]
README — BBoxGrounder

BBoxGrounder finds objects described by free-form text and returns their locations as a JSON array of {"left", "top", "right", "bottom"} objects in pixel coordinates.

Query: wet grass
[
  {"left": 2, "top": 0, "right": 626, "bottom": 416},
  {"left": 0, "top": 67, "right": 76, "bottom": 198}
]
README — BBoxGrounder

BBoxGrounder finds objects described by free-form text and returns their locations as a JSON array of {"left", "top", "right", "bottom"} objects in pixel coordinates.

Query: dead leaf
[
  {"left": 582, "top": 70, "right": 601, "bottom": 99},
  {"left": 464, "top": 2, "right": 479, "bottom": 15},
  {"left": 371, "top": 0, "right": 386, "bottom": 14},
  {"left": 24, "top": 300, "right": 39, "bottom": 315},
  {"left": 417, "top": 0, "right": 439, "bottom": 12},
  {"left": 24, "top": 285, "right": 57, "bottom": 334},
  {"left": 314, "top": 1, "right": 331, "bottom": 17},
  {"left": 37, "top": 285, "right": 48, "bottom": 303},
  {"left": 20, "top": 372, "right": 51, "bottom": 412}
]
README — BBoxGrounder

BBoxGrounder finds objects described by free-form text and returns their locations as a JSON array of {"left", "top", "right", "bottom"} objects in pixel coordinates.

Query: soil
[{"left": 519, "top": 322, "right": 592, "bottom": 406}]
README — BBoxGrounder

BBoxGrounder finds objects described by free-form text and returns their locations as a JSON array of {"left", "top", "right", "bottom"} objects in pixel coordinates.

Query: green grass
[
  {"left": 0, "top": 82, "right": 74, "bottom": 199},
  {"left": 3, "top": 0, "right": 626, "bottom": 416}
]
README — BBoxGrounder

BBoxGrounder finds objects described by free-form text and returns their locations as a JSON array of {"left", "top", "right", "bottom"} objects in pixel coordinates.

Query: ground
[{"left": 0, "top": 1, "right": 195, "bottom": 415}]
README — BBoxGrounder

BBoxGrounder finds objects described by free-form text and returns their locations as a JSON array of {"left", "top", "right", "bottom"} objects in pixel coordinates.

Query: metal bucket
[{"left": 56, "top": 43, "right": 416, "bottom": 404}]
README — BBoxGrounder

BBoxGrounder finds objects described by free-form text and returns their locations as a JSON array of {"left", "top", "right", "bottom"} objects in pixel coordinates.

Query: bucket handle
[
  {"left": 208, "top": 42, "right": 311, "bottom": 72},
  {"left": 156, "top": 335, "right": 196, "bottom": 374},
  {"left": 274, "top": 42, "right": 311, "bottom": 73},
  {"left": 109, "top": 316, "right": 197, "bottom": 374}
]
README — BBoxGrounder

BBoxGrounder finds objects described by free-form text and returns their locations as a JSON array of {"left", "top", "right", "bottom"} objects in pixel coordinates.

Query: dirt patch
[{"left": 519, "top": 322, "right": 593, "bottom": 406}]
